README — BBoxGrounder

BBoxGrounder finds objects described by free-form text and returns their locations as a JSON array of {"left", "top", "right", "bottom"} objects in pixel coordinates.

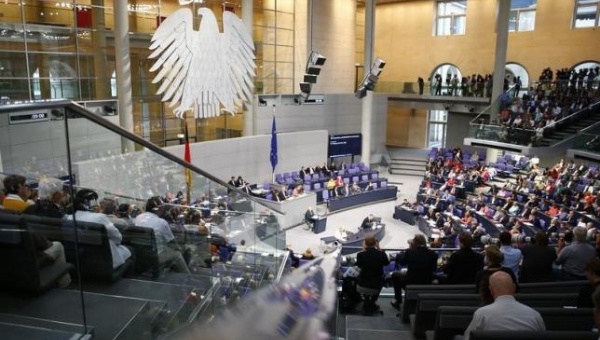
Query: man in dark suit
[
  {"left": 443, "top": 232, "right": 484, "bottom": 284},
  {"left": 520, "top": 232, "right": 557, "bottom": 283},
  {"left": 304, "top": 206, "right": 317, "bottom": 231},
  {"left": 355, "top": 236, "right": 390, "bottom": 315},
  {"left": 360, "top": 214, "right": 375, "bottom": 229},
  {"left": 391, "top": 234, "right": 438, "bottom": 308}
]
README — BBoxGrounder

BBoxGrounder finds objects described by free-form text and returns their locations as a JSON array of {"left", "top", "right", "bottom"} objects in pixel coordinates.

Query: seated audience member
[
  {"left": 334, "top": 176, "right": 344, "bottom": 197},
  {"left": 24, "top": 177, "right": 67, "bottom": 218},
  {"left": 118, "top": 203, "right": 136, "bottom": 225},
  {"left": 463, "top": 271, "right": 545, "bottom": 340},
  {"left": 291, "top": 184, "right": 304, "bottom": 197},
  {"left": 135, "top": 196, "right": 190, "bottom": 273},
  {"left": 285, "top": 245, "right": 300, "bottom": 268},
  {"left": 499, "top": 231, "right": 522, "bottom": 281},
  {"left": 326, "top": 178, "right": 336, "bottom": 197},
  {"left": 301, "top": 248, "right": 315, "bottom": 260},
  {"left": 475, "top": 245, "right": 518, "bottom": 305},
  {"left": 520, "top": 232, "right": 557, "bottom": 283},
  {"left": 227, "top": 176, "right": 236, "bottom": 187},
  {"left": 577, "top": 258, "right": 600, "bottom": 308},
  {"left": 350, "top": 181, "right": 362, "bottom": 195},
  {"left": 241, "top": 181, "right": 252, "bottom": 195},
  {"left": 304, "top": 206, "right": 317, "bottom": 231},
  {"left": 364, "top": 181, "right": 374, "bottom": 191},
  {"left": 67, "top": 189, "right": 133, "bottom": 270},
  {"left": 556, "top": 225, "right": 597, "bottom": 280},
  {"left": 2, "top": 174, "right": 34, "bottom": 212},
  {"left": 356, "top": 236, "right": 390, "bottom": 315},
  {"left": 360, "top": 214, "right": 375, "bottom": 229},
  {"left": 391, "top": 235, "right": 438, "bottom": 309},
  {"left": 100, "top": 198, "right": 134, "bottom": 228},
  {"left": 443, "top": 232, "right": 484, "bottom": 284}
]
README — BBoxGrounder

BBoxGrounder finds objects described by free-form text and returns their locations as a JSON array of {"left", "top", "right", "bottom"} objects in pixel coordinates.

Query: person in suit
[
  {"left": 304, "top": 206, "right": 317, "bottom": 231},
  {"left": 241, "top": 182, "right": 252, "bottom": 195},
  {"left": 520, "top": 232, "right": 557, "bottom": 283},
  {"left": 356, "top": 236, "right": 390, "bottom": 315},
  {"left": 443, "top": 232, "right": 484, "bottom": 284},
  {"left": 227, "top": 176, "right": 236, "bottom": 187},
  {"left": 390, "top": 234, "right": 438, "bottom": 308},
  {"left": 232, "top": 176, "right": 242, "bottom": 187},
  {"left": 360, "top": 214, "right": 375, "bottom": 229}
]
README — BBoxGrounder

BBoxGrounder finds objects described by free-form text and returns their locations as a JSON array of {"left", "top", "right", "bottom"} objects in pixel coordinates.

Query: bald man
[{"left": 463, "top": 271, "right": 545, "bottom": 340}]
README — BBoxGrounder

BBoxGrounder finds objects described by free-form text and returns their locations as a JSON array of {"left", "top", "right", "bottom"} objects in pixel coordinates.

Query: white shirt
[
  {"left": 67, "top": 211, "right": 131, "bottom": 269},
  {"left": 464, "top": 295, "right": 545, "bottom": 340},
  {"left": 134, "top": 212, "right": 175, "bottom": 254}
]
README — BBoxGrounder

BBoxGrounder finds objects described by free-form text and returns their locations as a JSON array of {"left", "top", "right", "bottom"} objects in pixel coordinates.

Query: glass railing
[
  {"left": 0, "top": 100, "right": 289, "bottom": 339},
  {"left": 375, "top": 80, "right": 496, "bottom": 98},
  {"left": 468, "top": 87, "right": 600, "bottom": 147}
]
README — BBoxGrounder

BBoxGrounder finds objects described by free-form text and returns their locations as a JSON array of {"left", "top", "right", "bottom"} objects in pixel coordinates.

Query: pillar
[
  {"left": 490, "top": 0, "right": 511, "bottom": 120},
  {"left": 360, "top": 0, "right": 375, "bottom": 165},
  {"left": 114, "top": 0, "right": 135, "bottom": 153},
  {"left": 242, "top": 0, "right": 255, "bottom": 136},
  {"left": 485, "top": 148, "right": 499, "bottom": 164},
  {"left": 92, "top": 0, "right": 108, "bottom": 99}
]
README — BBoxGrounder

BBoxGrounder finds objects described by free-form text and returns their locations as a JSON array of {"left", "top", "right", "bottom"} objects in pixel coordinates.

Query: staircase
[
  {"left": 538, "top": 109, "right": 600, "bottom": 147},
  {"left": 342, "top": 296, "right": 415, "bottom": 340},
  {"left": 389, "top": 158, "right": 427, "bottom": 177}
]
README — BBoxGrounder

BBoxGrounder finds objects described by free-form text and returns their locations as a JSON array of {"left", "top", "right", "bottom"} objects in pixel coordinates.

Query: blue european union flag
[{"left": 270, "top": 115, "right": 278, "bottom": 173}]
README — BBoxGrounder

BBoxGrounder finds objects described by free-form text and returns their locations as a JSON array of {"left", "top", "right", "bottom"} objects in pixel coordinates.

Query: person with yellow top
[{"left": 2, "top": 174, "right": 34, "bottom": 212}]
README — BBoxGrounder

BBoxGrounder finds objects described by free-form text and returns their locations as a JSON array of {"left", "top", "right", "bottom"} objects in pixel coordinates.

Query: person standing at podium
[
  {"left": 361, "top": 214, "right": 375, "bottom": 230},
  {"left": 304, "top": 206, "right": 317, "bottom": 231}
]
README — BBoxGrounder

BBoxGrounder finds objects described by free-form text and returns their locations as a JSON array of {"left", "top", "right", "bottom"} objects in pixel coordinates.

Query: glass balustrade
[{"left": 0, "top": 101, "right": 289, "bottom": 339}]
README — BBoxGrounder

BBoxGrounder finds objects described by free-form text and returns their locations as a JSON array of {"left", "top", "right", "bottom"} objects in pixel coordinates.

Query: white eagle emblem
[{"left": 149, "top": 8, "right": 256, "bottom": 119}]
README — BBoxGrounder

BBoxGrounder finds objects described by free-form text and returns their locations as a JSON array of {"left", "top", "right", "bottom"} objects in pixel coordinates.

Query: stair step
[
  {"left": 389, "top": 171, "right": 424, "bottom": 177},
  {"left": 389, "top": 165, "right": 425, "bottom": 171},
  {"left": 390, "top": 158, "right": 428, "bottom": 164},
  {"left": 347, "top": 329, "right": 413, "bottom": 340},
  {"left": 346, "top": 315, "right": 405, "bottom": 331}
]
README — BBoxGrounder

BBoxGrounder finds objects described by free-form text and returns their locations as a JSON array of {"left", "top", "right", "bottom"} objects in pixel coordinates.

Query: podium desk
[
  {"left": 313, "top": 216, "right": 327, "bottom": 234},
  {"left": 394, "top": 206, "right": 417, "bottom": 225},
  {"left": 340, "top": 224, "right": 386, "bottom": 255}
]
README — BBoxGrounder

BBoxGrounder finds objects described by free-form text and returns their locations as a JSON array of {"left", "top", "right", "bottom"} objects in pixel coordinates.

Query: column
[
  {"left": 92, "top": 0, "right": 108, "bottom": 99},
  {"left": 490, "top": 0, "right": 511, "bottom": 119},
  {"left": 242, "top": 0, "right": 255, "bottom": 136},
  {"left": 360, "top": 0, "right": 375, "bottom": 165},
  {"left": 485, "top": 148, "right": 499, "bottom": 164},
  {"left": 114, "top": 0, "right": 135, "bottom": 153}
]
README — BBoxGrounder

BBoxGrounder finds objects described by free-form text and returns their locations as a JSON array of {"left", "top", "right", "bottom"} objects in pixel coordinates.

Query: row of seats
[
  {"left": 411, "top": 293, "right": 580, "bottom": 338},
  {"left": 400, "top": 281, "right": 587, "bottom": 323},
  {"left": 0, "top": 211, "right": 164, "bottom": 287},
  {"left": 431, "top": 306, "right": 595, "bottom": 340}
]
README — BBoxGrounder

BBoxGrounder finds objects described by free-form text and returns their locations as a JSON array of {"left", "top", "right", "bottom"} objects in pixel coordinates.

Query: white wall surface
[{"left": 166, "top": 130, "right": 329, "bottom": 185}]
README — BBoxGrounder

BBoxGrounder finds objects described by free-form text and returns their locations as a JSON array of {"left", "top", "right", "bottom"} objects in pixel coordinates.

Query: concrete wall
[
  {"left": 255, "top": 93, "right": 388, "bottom": 162},
  {"left": 166, "top": 130, "right": 328, "bottom": 185},
  {"left": 446, "top": 112, "right": 474, "bottom": 149}
]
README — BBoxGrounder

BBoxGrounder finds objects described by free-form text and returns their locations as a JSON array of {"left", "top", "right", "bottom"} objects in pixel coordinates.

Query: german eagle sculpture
[{"left": 149, "top": 8, "right": 256, "bottom": 119}]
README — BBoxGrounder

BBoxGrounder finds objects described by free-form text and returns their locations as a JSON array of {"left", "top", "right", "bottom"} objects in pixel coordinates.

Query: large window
[
  {"left": 435, "top": 1, "right": 467, "bottom": 36},
  {"left": 428, "top": 110, "right": 447, "bottom": 148},
  {"left": 574, "top": 0, "right": 600, "bottom": 28},
  {"left": 509, "top": 0, "right": 536, "bottom": 32}
]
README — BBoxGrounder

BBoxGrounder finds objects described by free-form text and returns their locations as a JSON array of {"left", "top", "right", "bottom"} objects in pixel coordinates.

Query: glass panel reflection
[{"left": 0, "top": 102, "right": 288, "bottom": 339}]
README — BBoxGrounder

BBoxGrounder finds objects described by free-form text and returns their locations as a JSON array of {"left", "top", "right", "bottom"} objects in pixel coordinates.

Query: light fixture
[
  {"left": 299, "top": 51, "right": 327, "bottom": 99},
  {"left": 303, "top": 74, "right": 317, "bottom": 84},
  {"left": 354, "top": 57, "right": 386, "bottom": 100}
]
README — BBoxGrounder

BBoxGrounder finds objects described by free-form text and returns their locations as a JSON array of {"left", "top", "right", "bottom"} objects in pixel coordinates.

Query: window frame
[
  {"left": 435, "top": 1, "right": 467, "bottom": 37},
  {"left": 509, "top": 0, "right": 537, "bottom": 33},
  {"left": 573, "top": 0, "right": 600, "bottom": 28}
]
